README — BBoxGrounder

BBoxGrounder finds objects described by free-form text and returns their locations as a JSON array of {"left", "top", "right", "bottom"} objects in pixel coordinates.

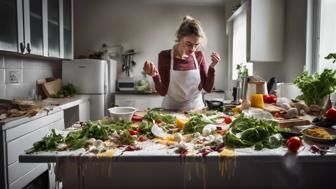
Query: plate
[{"left": 301, "top": 126, "right": 336, "bottom": 143}]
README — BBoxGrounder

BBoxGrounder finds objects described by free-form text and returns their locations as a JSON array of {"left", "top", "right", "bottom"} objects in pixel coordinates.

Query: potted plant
[{"left": 293, "top": 53, "right": 336, "bottom": 109}]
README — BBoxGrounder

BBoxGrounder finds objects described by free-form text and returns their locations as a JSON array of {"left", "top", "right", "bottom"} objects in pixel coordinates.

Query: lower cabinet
[
  {"left": 1, "top": 110, "right": 64, "bottom": 189},
  {"left": 115, "top": 94, "right": 164, "bottom": 110}
]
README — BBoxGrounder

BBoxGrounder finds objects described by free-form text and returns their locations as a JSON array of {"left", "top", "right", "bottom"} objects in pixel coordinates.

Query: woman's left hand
[{"left": 210, "top": 52, "right": 220, "bottom": 68}]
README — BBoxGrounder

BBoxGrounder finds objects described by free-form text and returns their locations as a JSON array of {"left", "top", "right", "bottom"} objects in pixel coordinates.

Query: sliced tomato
[{"left": 132, "top": 115, "right": 143, "bottom": 122}]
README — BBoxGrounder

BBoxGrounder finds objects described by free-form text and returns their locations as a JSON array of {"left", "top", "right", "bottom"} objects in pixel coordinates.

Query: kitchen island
[{"left": 18, "top": 108, "right": 336, "bottom": 189}]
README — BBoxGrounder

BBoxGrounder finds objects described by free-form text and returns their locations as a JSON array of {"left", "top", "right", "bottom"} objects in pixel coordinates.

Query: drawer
[
  {"left": 49, "top": 118, "right": 65, "bottom": 131},
  {"left": 9, "top": 163, "right": 47, "bottom": 189},
  {"left": 6, "top": 110, "right": 64, "bottom": 142},
  {"left": 8, "top": 161, "right": 44, "bottom": 184},
  {"left": 7, "top": 126, "right": 49, "bottom": 165}
]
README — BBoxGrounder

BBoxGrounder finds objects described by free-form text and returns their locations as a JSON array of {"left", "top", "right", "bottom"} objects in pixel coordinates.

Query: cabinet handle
[
  {"left": 26, "top": 43, "right": 31, "bottom": 54},
  {"left": 20, "top": 42, "right": 25, "bottom": 53}
]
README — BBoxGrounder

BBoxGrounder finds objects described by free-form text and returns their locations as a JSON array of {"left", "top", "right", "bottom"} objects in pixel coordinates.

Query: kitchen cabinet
[
  {"left": 227, "top": 0, "right": 284, "bottom": 63},
  {"left": 1, "top": 110, "right": 64, "bottom": 189},
  {"left": 115, "top": 94, "right": 164, "bottom": 111},
  {"left": 0, "top": 0, "right": 73, "bottom": 59}
]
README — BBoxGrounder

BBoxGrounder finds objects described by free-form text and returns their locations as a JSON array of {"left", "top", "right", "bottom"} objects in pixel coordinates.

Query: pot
[{"left": 205, "top": 100, "right": 224, "bottom": 110}]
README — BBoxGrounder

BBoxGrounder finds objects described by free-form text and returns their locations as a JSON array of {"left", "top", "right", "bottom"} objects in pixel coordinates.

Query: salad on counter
[{"left": 28, "top": 107, "right": 336, "bottom": 157}]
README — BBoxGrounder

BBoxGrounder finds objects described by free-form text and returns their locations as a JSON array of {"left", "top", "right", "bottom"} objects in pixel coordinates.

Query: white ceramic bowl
[{"left": 108, "top": 107, "right": 137, "bottom": 121}]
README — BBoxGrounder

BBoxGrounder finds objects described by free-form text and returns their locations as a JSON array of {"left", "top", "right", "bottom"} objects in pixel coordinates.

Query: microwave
[{"left": 117, "top": 78, "right": 135, "bottom": 91}]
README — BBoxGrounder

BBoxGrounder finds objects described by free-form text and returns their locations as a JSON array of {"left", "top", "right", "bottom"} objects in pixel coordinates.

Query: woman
[{"left": 143, "top": 15, "right": 221, "bottom": 111}]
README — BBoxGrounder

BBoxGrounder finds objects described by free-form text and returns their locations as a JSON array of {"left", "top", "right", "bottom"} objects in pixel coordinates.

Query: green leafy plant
[
  {"left": 293, "top": 54, "right": 336, "bottom": 106},
  {"left": 51, "top": 83, "right": 77, "bottom": 98},
  {"left": 325, "top": 53, "right": 336, "bottom": 63},
  {"left": 236, "top": 63, "right": 248, "bottom": 78}
]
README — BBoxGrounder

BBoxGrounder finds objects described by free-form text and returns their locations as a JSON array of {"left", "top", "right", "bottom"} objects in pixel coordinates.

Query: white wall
[
  {"left": 74, "top": 0, "right": 228, "bottom": 90},
  {"left": 0, "top": 54, "right": 61, "bottom": 99},
  {"left": 252, "top": 0, "right": 307, "bottom": 83},
  {"left": 282, "top": 0, "right": 307, "bottom": 82}
]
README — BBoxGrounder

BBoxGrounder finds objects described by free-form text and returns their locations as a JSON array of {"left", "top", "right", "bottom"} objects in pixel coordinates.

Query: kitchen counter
[
  {"left": 1, "top": 95, "right": 89, "bottom": 130},
  {"left": 43, "top": 95, "right": 90, "bottom": 110},
  {"left": 115, "top": 90, "right": 159, "bottom": 95},
  {"left": 0, "top": 107, "right": 63, "bottom": 130},
  {"left": 19, "top": 138, "right": 336, "bottom": 189}
]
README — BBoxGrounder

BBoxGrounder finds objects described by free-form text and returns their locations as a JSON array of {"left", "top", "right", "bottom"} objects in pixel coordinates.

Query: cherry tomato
[
  {"left": 132, "top": 115, "right": 143, "bottom": 122},
  {"left": 128, "top": 129, "right": 138, "bottom": 135},
  {"left": 287, "top": 136, "right": 302, "bottom": 153},
  {"left": 224, "top": 116, "right": 232, "bottom": 124},
  {"left": 138, "top": 136, "right": 146, "bottom": 142}
]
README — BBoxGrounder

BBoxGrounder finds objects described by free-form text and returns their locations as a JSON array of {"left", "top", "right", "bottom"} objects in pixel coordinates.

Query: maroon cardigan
[{"left": 152, "top": 49, "right": 215, "bottom": 96}]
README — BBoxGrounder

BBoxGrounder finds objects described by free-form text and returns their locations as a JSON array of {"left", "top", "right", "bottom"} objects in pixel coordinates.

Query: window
[{"left": 318, "top": 0, "right": 336, "bottom": 72}]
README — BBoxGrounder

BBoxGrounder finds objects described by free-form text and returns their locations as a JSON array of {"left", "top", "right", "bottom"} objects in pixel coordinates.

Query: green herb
[
  {"left": 325, "top": 53, "right": 336, "bottom": 63},
  {"left": 293, "top": 69, "right": 336, "bottom": 106},
  {"left": 236, "top": 63, "right": 249, "bottom": 78},
  {"left": 144, "top": 108, "right": 175, "bottom": 124},
  {"left": 183, "top": 115, "right": 213, "bottom": 134},
  {"left": 138, "top": 121, "right": 154, "bottom": 138},
  {"left": 119, "top": 130, "right": 136, "bottom": 144},
  {"left": 51, "top": 83, "right": 77, "bottom": 98},
  {"left": 32, "top": 129, "right": 64, "bottom": 152}
]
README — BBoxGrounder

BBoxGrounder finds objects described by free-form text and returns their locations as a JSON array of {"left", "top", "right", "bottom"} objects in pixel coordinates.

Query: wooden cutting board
[
  {"left": 263, "top": 103, "right": 286, "bottom": 113},
  {"left": 41, "top": 78, "right": 62, "bottom": 97},
  {"left": 277, "top": 117, "right": 311, "bottom": 128}
]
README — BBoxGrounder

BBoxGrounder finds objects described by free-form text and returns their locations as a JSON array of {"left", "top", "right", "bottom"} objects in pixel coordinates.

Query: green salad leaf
[
  {"left": 224, "top": 114, "right": 283, "bottom": 150},
  {"left": 32, "top": 129, "right": 64, "bottom": 152}
]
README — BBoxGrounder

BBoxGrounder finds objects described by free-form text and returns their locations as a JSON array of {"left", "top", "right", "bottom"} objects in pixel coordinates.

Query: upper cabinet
[
  {"left": 227, "top": 0, "right": 285, "bottom": 63},
  {"left": 0, "top": 0, "right": 21, "bottom": 52},
  {"left": 0, "top": 0, "right": 73, "bottom": 59}
]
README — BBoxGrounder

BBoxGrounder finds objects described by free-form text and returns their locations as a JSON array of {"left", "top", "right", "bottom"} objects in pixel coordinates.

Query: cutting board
[
  {"left": 263, "top": 103, "right": 286, "bottom": 113},
  {"left": 41, "top": 78, "right": 62, "bottom": 97},
  {"left": 278, "top": 117, "right": 311, "bottom": 128}
]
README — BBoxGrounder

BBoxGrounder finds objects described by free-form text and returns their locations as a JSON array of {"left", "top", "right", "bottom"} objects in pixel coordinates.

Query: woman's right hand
[{"left": 143, "top": 61, "right": 159, "bottom": 77}]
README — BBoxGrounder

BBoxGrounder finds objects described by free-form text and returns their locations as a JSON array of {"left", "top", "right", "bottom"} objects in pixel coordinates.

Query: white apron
[{"left": 161, "top": 47, "right": 204, "bottom": 111}]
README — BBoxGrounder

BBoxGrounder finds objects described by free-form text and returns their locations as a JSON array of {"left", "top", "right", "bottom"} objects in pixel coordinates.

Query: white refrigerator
[{"left": 62, "top": 59, "right": 117, "bottom": 120}]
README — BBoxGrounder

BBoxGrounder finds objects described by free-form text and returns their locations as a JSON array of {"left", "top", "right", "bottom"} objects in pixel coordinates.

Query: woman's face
[{"left": 179, "top": 35, "right": 200, "bottom": 55}]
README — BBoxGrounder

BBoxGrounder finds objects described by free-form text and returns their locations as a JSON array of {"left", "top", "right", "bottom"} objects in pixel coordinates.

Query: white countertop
[
  {"left": 43, "top": 95, "right": 90, "bottom": 110},
  {"left": 1, "top": 95, "right": 90, "bottom": 130}
]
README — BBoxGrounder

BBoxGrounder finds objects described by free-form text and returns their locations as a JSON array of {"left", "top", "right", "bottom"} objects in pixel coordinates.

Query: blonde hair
[{"left": 175, "top": 15, "right": 207, "bottom": 48}]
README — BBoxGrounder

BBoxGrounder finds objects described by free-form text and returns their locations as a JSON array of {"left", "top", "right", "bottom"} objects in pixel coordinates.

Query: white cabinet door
[{"left": 115, "top": 95, "right": 164, "bottom": 110}]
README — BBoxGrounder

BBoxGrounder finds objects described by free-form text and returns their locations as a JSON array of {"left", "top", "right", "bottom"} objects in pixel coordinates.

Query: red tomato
[
  {"left": 138, "top": 136, "right": 146, "bottom": 142},
  {"left": 269, "top": 94, "right": 277, "bottom": 103},
  {"left": 128, "top": 129, "right": 138, "bottom": 135},
  {"left": 224, "top": 116, "right": 232, "bottom": 124},
  {"left": 132, "top": 115, "right": 143, "bottom": 122},
  {"left": 325, "top": 108, "right": 336, "bottom": 120},
  {"left": 263, "top": 95, "right": 272, "bottom": 104},
  {"left": 287, "top": 136, "right": 302, "bottom": 153}
]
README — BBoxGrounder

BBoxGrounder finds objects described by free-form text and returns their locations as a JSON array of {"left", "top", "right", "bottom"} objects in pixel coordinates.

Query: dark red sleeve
[
  {"left": 197, "top": 51, "right": 215, "bottom": 93},
  {"left": 152, "top": 51, "right": 170, "bottom": 96}
]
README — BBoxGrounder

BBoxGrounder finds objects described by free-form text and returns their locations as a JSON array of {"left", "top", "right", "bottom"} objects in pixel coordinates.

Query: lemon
[{"left": 176, "top": 116, "right": 188, "bottom": 129}]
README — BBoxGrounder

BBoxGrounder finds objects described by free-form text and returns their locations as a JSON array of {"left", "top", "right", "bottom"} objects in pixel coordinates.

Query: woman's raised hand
[
  {"left": 210, "top": 52, "right": 220, "bottom": 68},
  {"left": 143, "top": 61, "right": 159, "bottom": 77}
]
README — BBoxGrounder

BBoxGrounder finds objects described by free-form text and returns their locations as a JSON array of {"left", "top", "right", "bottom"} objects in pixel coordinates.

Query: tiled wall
[{"left": 0, "top": 54, "right": 61, "bottom": 99}]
